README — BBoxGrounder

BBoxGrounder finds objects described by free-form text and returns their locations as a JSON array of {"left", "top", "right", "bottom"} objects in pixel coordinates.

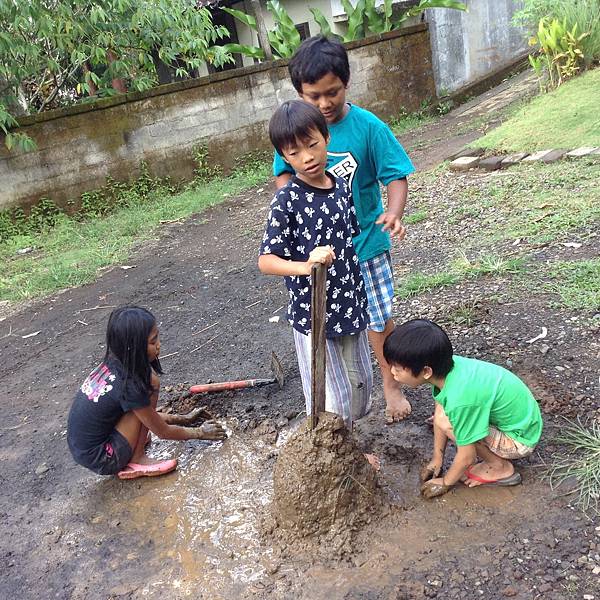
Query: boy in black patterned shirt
[{"left": 258, "top": 100, "right": 373, "bottom": 434}]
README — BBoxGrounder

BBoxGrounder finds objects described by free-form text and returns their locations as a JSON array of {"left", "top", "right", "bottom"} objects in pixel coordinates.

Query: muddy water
[
  {"left": 114, "top": 426, "right": 276, "bottom": 598},
  {"left": 84, "top": 419, "right": 543, "bottom": 600}
]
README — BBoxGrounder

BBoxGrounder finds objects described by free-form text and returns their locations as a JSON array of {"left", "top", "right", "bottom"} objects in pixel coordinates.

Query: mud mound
[{"left": 272, "top": 412, "right": 380, "bottom": 542}]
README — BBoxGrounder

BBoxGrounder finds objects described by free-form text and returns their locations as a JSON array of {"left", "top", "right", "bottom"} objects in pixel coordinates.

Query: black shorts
[{"left": 73, "top": 430, "right": 133, "bottom": 476}]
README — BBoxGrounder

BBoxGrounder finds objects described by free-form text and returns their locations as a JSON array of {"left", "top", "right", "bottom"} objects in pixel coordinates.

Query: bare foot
[
  {"left": 463, "top": 460, "right": 514, "bottom": 487},
  {"left": 128, "top": 453, "right": 169, "bottom": 466},
  {"left": 384, "top": 382, "right": 412, "bottom": 423},
  {"left": 364, "top": 453, "right": 381, "bottom": 471}
]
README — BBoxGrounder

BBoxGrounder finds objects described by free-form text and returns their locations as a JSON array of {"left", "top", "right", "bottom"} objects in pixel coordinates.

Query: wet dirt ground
[{"left": 1, "top": 71, "right": 599, "bottom": 599}]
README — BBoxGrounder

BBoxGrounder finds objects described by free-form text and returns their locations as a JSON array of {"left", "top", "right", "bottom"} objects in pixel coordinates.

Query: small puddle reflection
[{"left": 127, "top": 423, "right": 274, "bottom": 597}]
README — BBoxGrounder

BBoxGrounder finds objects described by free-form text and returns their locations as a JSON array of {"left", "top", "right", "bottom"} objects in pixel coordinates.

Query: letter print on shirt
[{"left": 327, "top": 152, "right": 358, "bottom": 190}]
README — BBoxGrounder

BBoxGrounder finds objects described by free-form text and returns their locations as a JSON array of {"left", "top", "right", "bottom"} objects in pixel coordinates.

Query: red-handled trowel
[{"left": 189, "top": 351, "right": 284, "bottom": 394}]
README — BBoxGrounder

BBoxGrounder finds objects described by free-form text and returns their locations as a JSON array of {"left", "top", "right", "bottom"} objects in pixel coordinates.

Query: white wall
[{"left": 427, "top": 0, "right": 528, "bottom": 94}]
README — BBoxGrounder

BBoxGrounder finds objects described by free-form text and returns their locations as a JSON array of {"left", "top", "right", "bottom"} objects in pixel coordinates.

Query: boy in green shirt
[{"left": 383, "top": 319, "right": 543, "bottom": 499}]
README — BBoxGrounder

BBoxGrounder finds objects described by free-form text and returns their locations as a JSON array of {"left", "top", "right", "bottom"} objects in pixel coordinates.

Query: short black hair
[
  {"left": 289, "top": 35, "right": 350, "bottom": 93},
  {"left": 269, "top": 100, "right": 329, "bottom": 156},
  {"left": 383, "top": 319, "right": 454, "bottom": 377}
]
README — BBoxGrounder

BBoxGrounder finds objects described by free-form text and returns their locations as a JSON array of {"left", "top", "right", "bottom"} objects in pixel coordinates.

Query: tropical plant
[
  {"left": 222, "top": 0, "right": 466, "bottom": 59},
  {"left": 513, "top": 0, "right": 600, "bottom": 66},
  {"left": 0, "top": 0, "right": 230, "bottom": 151},
  {"left": 311, "top": 0, "right": 467, "bottom": 42},
  {"left": 220, "top": 0, "right": 300, "bottom": 60},
  {"left": 528, "top": 17, "right": 589, "bottom": 90}
]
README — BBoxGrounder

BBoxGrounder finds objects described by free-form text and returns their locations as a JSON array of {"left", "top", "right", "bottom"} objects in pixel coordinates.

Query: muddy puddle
[{"left": 74, "top": 417, "right": 545, "bottom": 600}]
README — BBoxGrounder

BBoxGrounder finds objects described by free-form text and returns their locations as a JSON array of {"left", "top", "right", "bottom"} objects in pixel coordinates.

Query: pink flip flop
[
  {"left": 464, "top": 466, "right": 521, "bottom": 487},
  {"left": 117, "top": 459, "right": 178, "bottom": 480}
]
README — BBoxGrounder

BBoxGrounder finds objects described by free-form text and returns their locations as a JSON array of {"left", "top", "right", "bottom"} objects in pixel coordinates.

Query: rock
[
  {"left": 522, "top": 150, "right": 556, "bottom": 163},
  {"left": 541, "top": 149, "right": 567, "bottom": 163},
  {"left": 566, "top": 147, "right": 598, "bottom": 158},
  {"left": 501, "top": 153, "right": 529, "bottom": 167},
  {"left": 502, "top": 586, "right": 518, "bottom": 597},
  {"left": 540, "top": 344, "right": 550, "bottom": 355},
  {"left": 479, "top": 156, "right": 505, "bottom": 171},
  {"left": 35, "top": 462, "right": 50, "bottom": 475},
  {"left": 447, "top": 146, "right": 486, "bottom": 160},
  {"left": 450, "top": 156, "right": 481, "bottom": 171}
]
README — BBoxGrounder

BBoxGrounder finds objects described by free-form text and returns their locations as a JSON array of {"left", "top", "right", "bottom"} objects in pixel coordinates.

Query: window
[{"left": 295, "top": 22, "right": 311, "bottom": 41}]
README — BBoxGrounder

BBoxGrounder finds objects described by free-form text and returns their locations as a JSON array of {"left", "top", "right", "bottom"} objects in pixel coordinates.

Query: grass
[
  {"left": 396, "top": 271, "right": 459, "bottom": 299},
  {"left": 474, "top": 68, "right": 600, "bottom": 152},
  {"left": 404, "top": 210, "right": 428, "bottom": 225},
  {"left": 0, "top": 163, "right": 270, "bottom": 303},
  {"left": 545, "top": 417, "right": 600, "bottom": 516},
  {"left": 395, "top": 252, "right": 526, "bottom": 299},
  {"left": 390, "top": 107, "right": 435, "bottom": 136},
  {"left": 449, "top": 159, "right": 600, "bottom": 246},
  {"left": 546, "top": 259, "right": 600, "bottom": 310}
]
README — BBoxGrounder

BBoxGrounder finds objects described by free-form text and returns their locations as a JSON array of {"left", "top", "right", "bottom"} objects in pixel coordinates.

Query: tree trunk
[
  {"left": 107, "top": 50, "right": 128, "bottom": 93},
  {"left": 247, "top": 0, "right": 273, "bottom": 60}
]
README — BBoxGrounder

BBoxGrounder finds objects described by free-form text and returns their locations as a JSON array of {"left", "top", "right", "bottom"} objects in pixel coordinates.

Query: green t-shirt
[
  {"left": 432, "top": 356, "right": 543, "bottom": 447},
  {"left": 273, "top": 104, "right": 415, "bottom": 262}
]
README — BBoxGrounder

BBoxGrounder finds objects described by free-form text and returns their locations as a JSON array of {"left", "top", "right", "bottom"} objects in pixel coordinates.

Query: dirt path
[{"left": 1, "top": 71, "right": 598, "bottom": 600}]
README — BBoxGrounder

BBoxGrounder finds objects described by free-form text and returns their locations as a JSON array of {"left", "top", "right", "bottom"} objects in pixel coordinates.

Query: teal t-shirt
[
  {"left": 432, "top": 356, "right": 543, "bottom": 447},
  {"left": 273, "top": 104, "right": 415, "bottom": 262}
]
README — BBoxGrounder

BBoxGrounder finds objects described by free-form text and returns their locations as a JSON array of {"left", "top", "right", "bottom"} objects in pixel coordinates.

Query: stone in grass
[
  {"left": 501, "top": 153, "right": 529, "bottom": 168},
  {"left": 540, "top": 149, "right": 567, "bottom": 163},
  {"left": 449, "top": 156, "right": 480, "bottom": 171},
  {"left": 522, "top": 150, "right": 556, "bottom": 163},
  {"left": 447, "top": 146, "right": 485, "bottom": 161},
  {"left": 478, "top": 156, "right": 505, "bottom": 171},
  {"left": 566, "top": 146, "right": 599, "bottom": 158}
]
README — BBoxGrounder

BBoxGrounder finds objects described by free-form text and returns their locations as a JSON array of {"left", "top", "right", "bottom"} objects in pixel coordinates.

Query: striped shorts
[
  {"left": 293, "top": 329, "right": 373, "bottom": 430},
  {"left": 483, "top": 427, "right": 535, "bottom": 459},
  {"left": 360, "top": 251, "right": 394, "bottom": 332}
]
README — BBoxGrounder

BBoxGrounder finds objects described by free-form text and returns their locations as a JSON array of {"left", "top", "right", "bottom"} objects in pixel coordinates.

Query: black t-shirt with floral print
[{"left": 260, "top": 174, "right": 368, "bottom": 337}]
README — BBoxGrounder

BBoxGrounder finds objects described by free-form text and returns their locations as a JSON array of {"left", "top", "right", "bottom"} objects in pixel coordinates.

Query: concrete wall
[
  {"left": 1, "top": 25, "right": 435, "bottom": 211},
  {"left": 427, "top": 0, "right": 528, "bottom": 95}
]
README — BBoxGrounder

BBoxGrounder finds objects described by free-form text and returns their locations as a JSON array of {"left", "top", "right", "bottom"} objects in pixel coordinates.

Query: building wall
[
  {"left": 427, "top": 0, "right": 528, "bottom": 94},
  {"left": 1, "top": 26, "right": 435, "bottom": 211}
]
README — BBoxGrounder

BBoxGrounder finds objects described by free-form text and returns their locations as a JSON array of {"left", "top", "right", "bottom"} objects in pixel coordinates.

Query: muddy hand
[
  {"left": 419, "top": 462, "right": 442, "bottom": 483},
  {"left": 185, "top": 420, "right": 227, "bottom": 441},
  {"left": 421, "top": 479, "right": 451, "bottom": 499}
]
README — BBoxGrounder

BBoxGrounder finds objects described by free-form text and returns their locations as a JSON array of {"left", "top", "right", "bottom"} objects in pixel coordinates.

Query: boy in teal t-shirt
[
  {"left": 383, "top": 319, "right": 543, "bottom": 499},
  {"left": 274, "top": 36, "right": 415, "bottom": 424}
]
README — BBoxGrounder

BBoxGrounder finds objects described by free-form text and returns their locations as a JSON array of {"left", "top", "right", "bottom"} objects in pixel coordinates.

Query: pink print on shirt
[{"left": 81, "top": 364, "right": 116, "bottom": 403}]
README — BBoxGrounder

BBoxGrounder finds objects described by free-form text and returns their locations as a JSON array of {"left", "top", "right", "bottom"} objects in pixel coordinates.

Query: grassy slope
[
  {"left": 0, "top": 165, "right": 270, "bottom": 303},
  {"left": 475, "top": 68, "right": 600, "bottom": 152}
]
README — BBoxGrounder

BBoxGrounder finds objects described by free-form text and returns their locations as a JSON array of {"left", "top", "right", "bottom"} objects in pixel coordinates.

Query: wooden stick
[
  {"left": 77, "top": 305, "right": 116, "bottom": 313},
  {"left": 309, "top": 263, "right": 327, "bottom": 430},
  {"left": 190, "top": 334, "right": 219, "bottom": 354},
  {"left": 191, "top": 321, "right": 219, "bottom": 337}
]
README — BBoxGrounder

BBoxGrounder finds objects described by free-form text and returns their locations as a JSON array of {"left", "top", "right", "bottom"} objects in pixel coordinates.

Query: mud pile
[{"left": 271, "top": 412, "right": 380, "bottom": 546}]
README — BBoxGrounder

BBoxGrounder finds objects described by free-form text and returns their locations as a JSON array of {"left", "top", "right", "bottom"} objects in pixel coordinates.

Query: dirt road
[{"left": 1, "top": 71, "right": 598, "bottom": 600}]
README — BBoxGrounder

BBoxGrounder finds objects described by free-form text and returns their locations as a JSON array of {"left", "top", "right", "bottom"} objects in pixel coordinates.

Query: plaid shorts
[
  {"left": 359, "top": 251, "right": 394, "bottom": 332},
  {"left": 293, "top": 329, "right": 373, "bottom": 430},
  {"left": 483, "top": 427, "right": 535, "bottom": 459}
]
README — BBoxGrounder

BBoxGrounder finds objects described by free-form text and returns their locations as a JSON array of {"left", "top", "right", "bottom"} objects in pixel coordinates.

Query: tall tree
[{"left": 0, "top": 0, "right": 231, "bottom": 150}]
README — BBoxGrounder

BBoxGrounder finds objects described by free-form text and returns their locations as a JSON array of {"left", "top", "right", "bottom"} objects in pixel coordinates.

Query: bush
[{"left": 514, "top": 0, "right": 600, "bottom": 66}]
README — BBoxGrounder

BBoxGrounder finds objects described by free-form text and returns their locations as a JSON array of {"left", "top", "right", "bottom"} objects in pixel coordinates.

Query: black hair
[
  {"left": 104, "top": 306, "right": 163, "bottom": 396},
  {"left": 288, "top": 35, "right": 350, "bottom": 93},
  {"left": 269, "top": 100, "right": 329, "bottom": 156},
  {"left": 383, "top": 319, "right": 454, "bottom": 378}
]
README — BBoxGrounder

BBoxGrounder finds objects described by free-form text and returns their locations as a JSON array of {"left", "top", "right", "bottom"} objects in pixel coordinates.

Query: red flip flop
[
  {"left": 464, "top": 466, "right": 521, "bottom": 487},
  {"left": 117, "top": 459, "right": 177, "bottom": 480}
]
